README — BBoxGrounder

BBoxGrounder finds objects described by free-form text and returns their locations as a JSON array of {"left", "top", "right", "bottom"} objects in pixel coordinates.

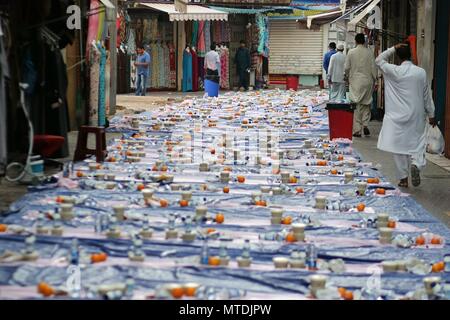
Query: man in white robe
[
  {"left": 345, "top": 34, "right": 377, "bottom": 137},
  {"left": 328, "top": 44, "right": 346, "bottom": 101},
  {"left": 375, "top": 43, "right": 436, "bottom": 188}
]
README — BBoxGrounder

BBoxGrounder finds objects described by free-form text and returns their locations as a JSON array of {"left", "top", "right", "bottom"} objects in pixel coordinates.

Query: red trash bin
[
  {"left": 325, "top": 103, "right": 355, "bottom": 140},
  {"left": 286, "top": 75, "right": 299, "bottom": 91}
]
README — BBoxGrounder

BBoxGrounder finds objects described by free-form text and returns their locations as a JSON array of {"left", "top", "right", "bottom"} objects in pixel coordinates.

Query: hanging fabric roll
[
  {"left": 197, "top": 21, "right": 206, "bottom": 57},
  {"left": 105, "top": 51, "right": 111, "bottom": 116},
  {"left": 89, "top": 46, "right": 100, "bottom": 125},
  {"left": 143, "top": 19, "right": 151, "bottom": 45},
  {"left": 191, "top": 21, "right": 199, "bottom": 48},
  {"left": 192, "top": 47, "right": 199, "bottom": 92},
  {"left": 182, "top": 47, "right": 193, "bottom": 92},
  {"left": 98, "top": 44, "right": 107, "bottom": 127}
]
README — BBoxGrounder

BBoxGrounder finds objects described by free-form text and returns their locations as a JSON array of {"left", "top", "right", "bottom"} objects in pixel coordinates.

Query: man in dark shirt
[{"left": 235, "top": 40, "right": 251, "bottom": 91}]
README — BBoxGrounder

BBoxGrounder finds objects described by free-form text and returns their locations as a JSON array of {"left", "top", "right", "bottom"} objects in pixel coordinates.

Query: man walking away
[
  {"left": 345, "top": 34, "right": 377, "bottom": 137},
  {"left": 323, "top": 42, "right": 337, "bottom": 77},
  {"left": 328, "top": 44, "right": 346, "bottom": 101},
  {"left": 235, "top": 40, "right": 251, "bottom": 91},
  {"left": 375, "top": 43, "right": 436, "bottom": 188},
  {"left": 135, "top": 45, "right": 150, "bottom": 96},
  {"left": 204, "top": 43, "right": 221, "bottom": 83}
]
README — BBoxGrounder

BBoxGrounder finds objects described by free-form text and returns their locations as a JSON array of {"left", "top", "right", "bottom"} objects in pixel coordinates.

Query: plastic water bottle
[
  {"left": 185, "top": 216, "right": 192, "bottom": 233},
  {"left": 306, "top": 243, "right": 317, "bottom": 270},
  {"left": 200, "top": 238, "right": 209, "bottom": 265},
  {"left": 219, "top": 241, "right": 228, "bottom": 259},
  {"left": 125, "top": 277, "right": 135, "bottom": 299},
  {"left": 101, "top": 213, "right": 109, "bottom": 232},
  {"left": 168, "top": 213, "right": 175, "bottom": 230},
  {"left": 242, "top": 239, "right": 251, "bottom": 259},
  {"left": 70, "top": 238, "right": 80, "bottom": 265}
]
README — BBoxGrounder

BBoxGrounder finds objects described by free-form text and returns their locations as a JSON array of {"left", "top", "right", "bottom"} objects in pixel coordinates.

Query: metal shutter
[{"left": 269, "top": 20, "right": 324, "bottom": 75}]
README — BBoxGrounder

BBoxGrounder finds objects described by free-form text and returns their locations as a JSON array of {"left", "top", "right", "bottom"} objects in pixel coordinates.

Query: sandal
[
  {"left": 411, "top": 165, "right": 421, "bottom": 187},
  {"left": 398, "top": 178, "right": 409, "bottom": 188}
]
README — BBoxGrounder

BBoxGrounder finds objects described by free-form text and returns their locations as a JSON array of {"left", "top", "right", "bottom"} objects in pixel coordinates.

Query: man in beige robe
[{"left": 344, "top": 34, "right": 377, "bottom": 137}]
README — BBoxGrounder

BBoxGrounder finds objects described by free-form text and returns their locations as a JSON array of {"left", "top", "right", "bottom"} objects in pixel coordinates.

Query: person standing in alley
[
  {"left": 375, "top": 43, "right": 436, "bottom": 188},
  {"left": 235, "top": 40, "right": 251, "bottom": 91},
  {"left": 204, "top": 43, "right": 221, "bottom": 82},
  {"left": 135, "top": 45, "right": 151, "bottom": 96},
  {"left": 323, "top": 42, "right": 337, "bottom": 78},
  {"left": 344, "top": 34, "right": 377, "bottom": 137},
  {"left": 328, "top": 44, "right": 346, "bottom": 101}
]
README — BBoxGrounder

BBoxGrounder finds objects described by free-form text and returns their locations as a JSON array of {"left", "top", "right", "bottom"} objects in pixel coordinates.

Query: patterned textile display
[
  {"left": 213, "top": 21, "right": 220, "bottom": 44},
  {"left": 198, "top": 57, "right": 205, "bottom": 90},
  {"left": 182, "top": 48, "right": 193, "bottom": 92},
  {"left": 127, "top": 29, "right": 136, "bottom": 55},
  {"left": 150, "top": 42, "right": 159, "bottom": 88},
  {"left": 223, "top": 21, "right": 231, "bottom": 43},
  {"left": 219, "top": 46, "right": 230, "bottom": 89},
  {"left": 169, "top": 43, "right": 176, "bottom": 88},
  {"left": 204, "top": 21, "right": 211, "bottom": 56},
  {"left": 192, "top": 48, "right": 199, "bottom": 92},
  {"left": 97, "top": 2, "right": 106, "bottom": 41},
  {"left": 197, "top": 21, "right": 206, "bottom": 57},
  {"left": 163, "top": 42, "right": 171, "bottom": 88}
]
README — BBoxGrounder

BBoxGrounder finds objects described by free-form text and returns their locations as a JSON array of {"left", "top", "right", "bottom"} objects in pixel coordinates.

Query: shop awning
[
  {"left": 207, "top": 6, "right": 275, "bottom": 15},
  {"left": 99, "top": 0, "right": 114, "bottom": 9},
  {"left": 306, "top": 9, "right": 343, "bottom": 28},
  {"left": 347, "top": 0, "right": 380, "bottom": 29},
  {"left": 139, "top": 3, "right": 228, "bottom": 21}
]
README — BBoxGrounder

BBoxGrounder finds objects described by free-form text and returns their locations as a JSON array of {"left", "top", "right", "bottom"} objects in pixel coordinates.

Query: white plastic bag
[{"left": 426, "top": 124, "right": 445, "bottom": 154}]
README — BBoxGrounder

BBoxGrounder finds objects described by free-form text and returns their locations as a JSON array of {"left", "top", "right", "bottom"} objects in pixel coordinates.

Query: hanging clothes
[
  {"left": 143, "top": 19, "right": 151, "bottom": 45},
  {"left": 185, "top": 22, "right": 193, "bottom": 45},
  {"left": 127, "top": 28, "right": 136, "bottom": 55},
  {"left": 197, "top": 21, "right": 206, "bottom": 57},
  {"left": 157, "top": 42, "right": 165, "bottom": 88},
  {"left": 86, "top": 0, "right": 100, "bottom": 59},
  {"left": 220, "top": 47, "right": 230, "bottom": 90},
  {"left": 182, "top": 48, "right": 193, "bottom": 92},
  {"left": 192, "top": 48, "right": 199, "bottom": 92},
  {"left": 163, "top": 42, "right": 170, "bottom": 88},
  {"left": 135, "top": 19, "right": 144, "bottom": 48},
  {"left": 98, "top": 44, "right": 107, "bottom": 127}
]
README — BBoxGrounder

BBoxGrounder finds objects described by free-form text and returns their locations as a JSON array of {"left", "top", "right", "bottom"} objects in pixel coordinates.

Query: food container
[
  {"left": 379, "top": 228, "right": 393, "bottom": 244},
  {"left": 315, "top": 196, "right": 327, "bottom": 210},
  {"left": 309, "top": 275, "right": 328, "bottom": 298},
  {"left": 113, "top": 205, "right": 125, "bottom": 221},
  {"left": 273, "top": 257, "right": 289, "bottom": 269}
]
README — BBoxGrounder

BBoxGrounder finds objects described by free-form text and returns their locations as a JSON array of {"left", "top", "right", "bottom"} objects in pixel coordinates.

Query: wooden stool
[{"left": 73, "top": 126, "right": 107, "bottom": 163}]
